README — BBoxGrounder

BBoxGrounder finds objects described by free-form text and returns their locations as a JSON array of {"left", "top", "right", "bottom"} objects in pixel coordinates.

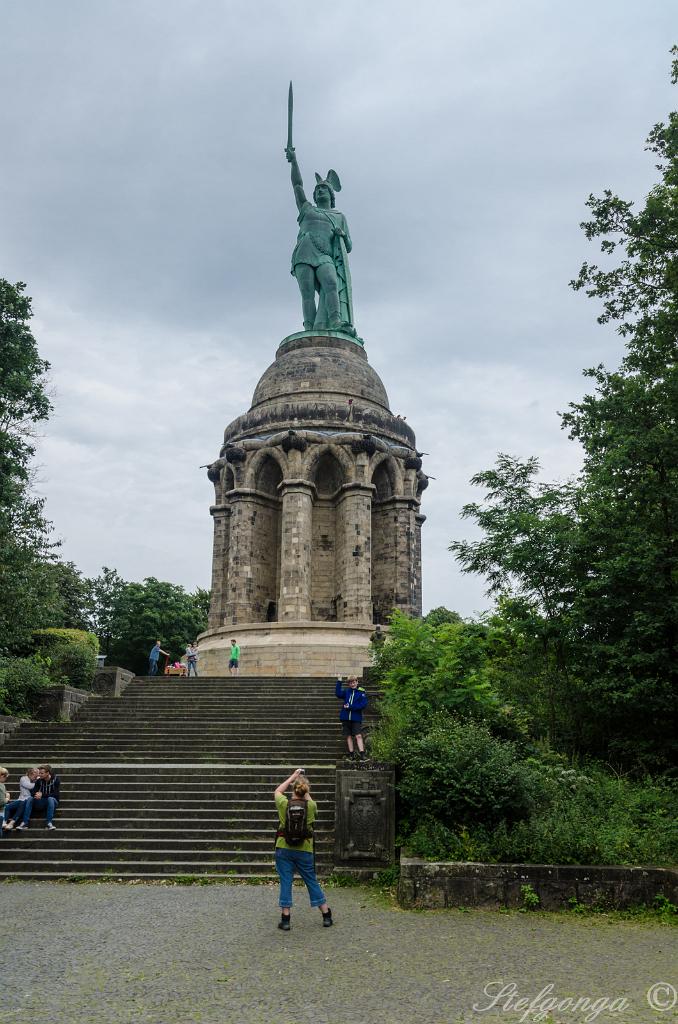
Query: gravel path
[{"left": 1, "top": 882, "right": 676, "bottom": 1024}]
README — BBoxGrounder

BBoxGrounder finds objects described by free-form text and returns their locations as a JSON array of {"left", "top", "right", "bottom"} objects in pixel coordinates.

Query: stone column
[
  {"left": 208, "top": 505, "right": 230, "bottom": 628},
  {"left": 224, "top": 494, "right": 258, "bottom": 624},
  {"left": 278, "top": 481, "right": 314, "bottom": 621},
  {"left": 414, "top": 512, "right": 426, "bottom": 617},
  {"left": 336, "top": 484, "right": 372, "bottom": 622}
]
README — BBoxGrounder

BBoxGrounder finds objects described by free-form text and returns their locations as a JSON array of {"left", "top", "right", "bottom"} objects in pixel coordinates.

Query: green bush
[
  {"left": 370, "top": 611, "right": 528, "bottom": 760},
  {"left": 31, "top": 628, "right": 98, "bottom": 690},
  {"left": 398, "top": 717, "right": 543, "bottom": 838},
  {"left": 49, "top": 644, "right": 97, "bottom": 690},
  {"left": 0, "top": 656, "right": 52, "bottom": 716},
  {"left": 485, "top": 765, "right": 678, "bottom": 866},
  {"left": 401, "top": 749, "right": 678, "bottom": 866},
  {"left": 32, "top": 628, "right": 99, "bottom": 657}
]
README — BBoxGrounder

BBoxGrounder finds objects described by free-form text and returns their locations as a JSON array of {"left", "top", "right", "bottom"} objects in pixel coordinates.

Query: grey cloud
[{"left": 1, "top": 0, "right": 674, "bottom": 614}]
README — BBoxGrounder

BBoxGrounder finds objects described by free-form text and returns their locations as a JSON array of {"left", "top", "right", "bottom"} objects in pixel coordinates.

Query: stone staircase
[{"left": 0, "top": 675, "right": 370, "bottom": 880}]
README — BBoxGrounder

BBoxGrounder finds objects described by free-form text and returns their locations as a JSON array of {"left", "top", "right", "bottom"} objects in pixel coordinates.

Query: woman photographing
[{"left": 273, "top": 768, "right": 333, "bottom": 931}]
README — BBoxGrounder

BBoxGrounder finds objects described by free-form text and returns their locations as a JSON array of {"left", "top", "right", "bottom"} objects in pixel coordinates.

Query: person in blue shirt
[
  {"left": 148, "top": 641, "right": 169, "bottom": 676},
  {"left": 335, "top": 675, "right": 368, "bottom": 760}
]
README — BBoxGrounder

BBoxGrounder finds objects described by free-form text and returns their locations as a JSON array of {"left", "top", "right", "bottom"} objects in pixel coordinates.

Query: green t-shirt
[
  {"left": 230, "top": 644, "right": 240, "bottom": 660},
  {"left": 274, "top": 792, "right": 316, "bottom": 853},
  {"left": 0, "top": 782, "right": 7, "bottom": 806}
]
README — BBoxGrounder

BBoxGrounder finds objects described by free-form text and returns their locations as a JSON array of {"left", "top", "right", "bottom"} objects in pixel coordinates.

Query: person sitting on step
[
  {"left": 0, "top": 768, "right": 9, "bottom": 832},
  {"left": 335, "top": 674, "right": 368, "bottom": 760},
  {"left": 30, "top": 764, "right": 61, "bottom": 830},
  {"left": 2, "top": 766, "right": 38, "bottom": 833}
]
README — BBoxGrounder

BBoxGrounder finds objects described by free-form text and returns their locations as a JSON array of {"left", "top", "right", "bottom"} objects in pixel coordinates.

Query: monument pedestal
[{"left": 197, "top": 620, "right": 376, "bottom": 677}]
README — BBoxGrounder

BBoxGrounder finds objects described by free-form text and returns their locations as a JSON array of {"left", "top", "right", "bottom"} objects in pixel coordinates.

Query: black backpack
[{"left": 281, "top": 797, "right": 312, "bottom": 845}]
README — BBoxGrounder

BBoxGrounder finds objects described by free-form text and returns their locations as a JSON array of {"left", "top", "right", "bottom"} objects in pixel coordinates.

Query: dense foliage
[
  {"left": 98, "top": 576, "right": 209, "bottom": 674},
  {"left": 451, "top": 53, "right": 678, "bottom": 773},
  {"left": 369, "top": 55, "right": 678, "bottom": 868},
  {"left": 370, "top": 613, "right": 678, "bottom": 866},
  {"left": 0, "top": 280, "right": 209, "bottom": 708},
  {"left": 0, "top": 279, "right": 58, "bottom": 653}
]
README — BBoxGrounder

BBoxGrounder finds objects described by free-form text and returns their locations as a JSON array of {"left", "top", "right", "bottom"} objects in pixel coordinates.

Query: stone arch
[
  {"left": 237, "top": 449, "right": 284, "bottom": 622},
  {"left": 255, "top": 454, "right": 283, "bottom": 497},
  {"left": 313, "top": 450, "right": 345, "bottom": 497},
  {"left": 244, "top": 447, "right": 286, "bottom": 491},
  {"left": 370, "top": 455, "right": 403, "bottom": 625},
  {"left": 302, "top": 442, "right": 353, "bottom": 490},
  {"left": 222, "top": 465, "right": 235, "bottom": 496},
  {"left": 370, "top": 452, "right": 403, "bottom": 497},
  {"left": 304, "top": 445, "right": 348, "bottom": 622}
]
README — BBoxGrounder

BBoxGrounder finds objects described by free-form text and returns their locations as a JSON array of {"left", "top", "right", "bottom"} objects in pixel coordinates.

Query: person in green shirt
[
  {"left": 229, "top": 639, "right": 240, "bottom": 677},
  {"left": 273, "top": 768, "right": 332, "bottom": 931}
]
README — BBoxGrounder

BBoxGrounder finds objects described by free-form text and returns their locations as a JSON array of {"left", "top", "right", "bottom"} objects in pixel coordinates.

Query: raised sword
[{"left": 287, "top": 80, "right": 294, "bottom": 152}]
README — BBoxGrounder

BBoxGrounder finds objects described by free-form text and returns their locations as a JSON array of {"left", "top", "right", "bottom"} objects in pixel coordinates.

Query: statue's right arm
[{"left": 286, "top": 146, "right": 308, "bottom": 212}]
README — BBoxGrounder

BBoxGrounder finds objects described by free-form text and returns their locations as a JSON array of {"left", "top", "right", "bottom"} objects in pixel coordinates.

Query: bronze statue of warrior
[{"left": 285, "top": 83, "right": 355, "bottom": 335}]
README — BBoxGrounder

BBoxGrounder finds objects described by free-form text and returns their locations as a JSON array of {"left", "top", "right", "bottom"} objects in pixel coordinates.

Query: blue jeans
[
  {"left": 275, "top": 847, "right": 326, "bottom": 908},
  {"left": 187, "top": 661, "right": 198, "bottom": 677},
  {"left": 2, "top": 798, "right": 32, "bottom": 828},
  {"left": 149, "top": 659, "right": 159, "bottom": 676},
  {"left": 31, "top": 797, "right": 58, "bottom": 825}
]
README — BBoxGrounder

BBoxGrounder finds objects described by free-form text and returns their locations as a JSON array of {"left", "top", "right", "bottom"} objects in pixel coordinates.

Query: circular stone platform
[{"left": 197, "top": 621, "right": 377, "bottom": 678}]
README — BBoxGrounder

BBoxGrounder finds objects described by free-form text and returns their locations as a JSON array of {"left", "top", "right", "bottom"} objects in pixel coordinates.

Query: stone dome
[
  {"left": 222, "top": 331, "right": 415, "bottom": 449},
  {"left": 251, "top": 334, "right": 390, "bottom": 412}
]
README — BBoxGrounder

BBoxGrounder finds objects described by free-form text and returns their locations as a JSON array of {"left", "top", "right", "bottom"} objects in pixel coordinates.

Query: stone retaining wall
[
  {"left": 0, "top": 715, "right": 22, "bottom": 746},
  {"left": 398, "top": 857, "right": 678, "bottom": 911},
  {"left": 33, "top": 685, "right": 92, "bottom": 722}
]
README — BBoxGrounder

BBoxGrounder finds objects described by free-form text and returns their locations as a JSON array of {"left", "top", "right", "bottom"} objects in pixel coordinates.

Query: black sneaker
[
  {"left": 278, "top": 915, "right": 291, "bottom": 931},
  {"left": 322, "top": 909, "right": 333, "bottom": 927}
]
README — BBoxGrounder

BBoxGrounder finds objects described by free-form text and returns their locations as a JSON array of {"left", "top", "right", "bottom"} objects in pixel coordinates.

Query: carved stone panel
[{"left": 334, "top": 766, "right": 395, "bottom": 868}]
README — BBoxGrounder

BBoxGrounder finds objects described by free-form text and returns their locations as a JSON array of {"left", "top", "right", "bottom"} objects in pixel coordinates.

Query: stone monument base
[{"left": 196, "top": 621, "right": 377, "bottom": 677}]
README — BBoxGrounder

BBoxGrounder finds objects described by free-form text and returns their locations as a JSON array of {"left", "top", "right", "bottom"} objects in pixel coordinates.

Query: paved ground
[{"left": 1, "top": 882, "right": 676, "bottom": 1024}]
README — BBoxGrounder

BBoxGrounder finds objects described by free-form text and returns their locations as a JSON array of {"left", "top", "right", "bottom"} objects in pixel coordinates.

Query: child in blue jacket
[{"left": 335, "top": 675, "right": 368, "bottom": 760}]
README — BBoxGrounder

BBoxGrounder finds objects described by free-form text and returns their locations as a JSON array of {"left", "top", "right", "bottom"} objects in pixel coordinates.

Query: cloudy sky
[{"left": 0, "top": 2, "right": 674, "bottom": 616}]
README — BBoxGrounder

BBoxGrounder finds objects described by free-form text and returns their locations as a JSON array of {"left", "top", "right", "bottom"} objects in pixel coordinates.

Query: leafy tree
[
  {"left": 39, "top": 560, "right": 91, "bottom": 631},
  {"left": 107, "top": 577, "right": 208, "bottom": 673},
  {"left": 450, "top": 51, "right": 678, "bottom": 771},
  {"left": 450, "top": 456, "right": 581, "bottom": 746},
  {"left": 424, "top": 606, "right": 462, "bottom": 628},
  {"left": 86, "top": 566, "right": 127, "bottom": 655},
  {"left": 0, "top": 280, "right": 56, "bottom": 653},
  {"left": 562, "top": 49, "right": 678, "bottom": 768}
]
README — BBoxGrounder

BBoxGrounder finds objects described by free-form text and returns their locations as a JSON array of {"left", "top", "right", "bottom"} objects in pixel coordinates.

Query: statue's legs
[
  {"left": 294, "top": 264, "right": 317, "bottom": 330},
  {"left": 315, "top": 263, "right": 341, "bottom": 329}
]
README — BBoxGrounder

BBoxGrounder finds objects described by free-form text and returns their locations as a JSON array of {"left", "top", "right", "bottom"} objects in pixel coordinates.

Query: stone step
[
  {"left": 0, "top": 751, "right": 342, "bottom": 760},
  {"left": 28, "top": 805, "right": 329, "bottom": 819},
  {"left": 41, "top": 798, "right": 334, "bottom": 810},
  {"left": 6, "top": 814, "right": 320, "bottom": 829},
  {"left": 0, "top": 859, "right": 324, "bottom": 876},
  {"left": 45, "top": 786, "right": 337, "bottom": 794},
  {"left": 14, "top": 725, "right": 342, "bottom": 736},
  {"left": 0, "top": 846, "right": 330, "bottom": 863},
  {"left": 3, "top": 830, "right": 333, "bottom": 845},
  {"left": 0, "top": 870, "right": 283, "bottom": 880},
  {"left": 0, "top": 672, "right": 356, "bottom": 879}
]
